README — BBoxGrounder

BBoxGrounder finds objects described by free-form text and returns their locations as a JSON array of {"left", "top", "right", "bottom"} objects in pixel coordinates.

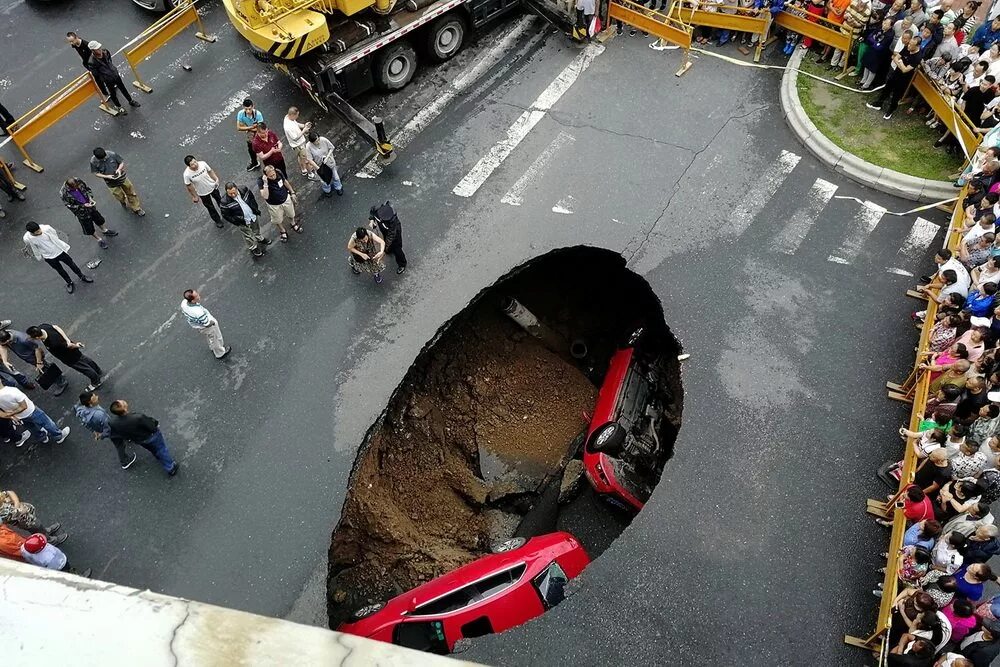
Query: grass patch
[{"left": 795, "top": 58, "right": 963, "bottom": 181}]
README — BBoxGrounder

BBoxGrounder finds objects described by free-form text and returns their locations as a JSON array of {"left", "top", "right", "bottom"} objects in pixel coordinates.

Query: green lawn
[{"left": 795, "top": 58, "right": 964, "bottom": 181}]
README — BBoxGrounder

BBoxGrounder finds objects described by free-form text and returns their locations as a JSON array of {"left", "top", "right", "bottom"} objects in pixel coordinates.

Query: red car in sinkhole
[
  {"left": 583, "top": 329, "right": 674, "bottom": 512},
  {"left": 337, "top": 532, "right": 591, "bottom": 654}
]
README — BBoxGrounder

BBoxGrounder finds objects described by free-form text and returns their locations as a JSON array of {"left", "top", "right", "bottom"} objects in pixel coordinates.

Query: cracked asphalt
[{"left": 0, "top": 2, "right": 953, "bottom": 664}]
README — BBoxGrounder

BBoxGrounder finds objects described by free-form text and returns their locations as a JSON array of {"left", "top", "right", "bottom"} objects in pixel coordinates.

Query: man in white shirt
[
  {"left": 0, "top": 385, "right": 69, "bottom": 443},
  {"left": 283, "top": 107, "right": 316, "bottom": 180},
  {"left": 182, "top": 155, "right": 223, "bottom": 228},
  {"left": 22, "top": 221, "right": 93, "bottom": 294},
  {"left": 180, "top": 289, "right": 231, "bottom": 360}
]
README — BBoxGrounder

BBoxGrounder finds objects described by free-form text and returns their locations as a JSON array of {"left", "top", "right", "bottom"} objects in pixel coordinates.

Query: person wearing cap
[
  {"left": 87, "top": 41, "right": 141, "bottom": 115},
  {"left": 368, "top": 200, "right": 407, "bottom": 275},
  {"left": 20, "top": 533, "right": 91, "bottom": 577},
  {"left": 65, "top": 32, "right": 109, "bottom": 102},
  {"left": 235, "top": 98, "right": 264, "bottom": 172}
]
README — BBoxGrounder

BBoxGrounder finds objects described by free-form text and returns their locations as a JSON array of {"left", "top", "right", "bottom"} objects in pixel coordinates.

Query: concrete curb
[{"left": 780, "top": 48, "right": 954, "bottom": 203}]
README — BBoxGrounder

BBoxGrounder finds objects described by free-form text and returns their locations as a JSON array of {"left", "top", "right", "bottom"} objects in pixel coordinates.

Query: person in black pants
[
  {"left": 369, "top": 201, "right": 407, "bottom": 275},
  {"left": 866, "top": 38, "right": 924, "bottom": 120},
  {"left": 22, "top": 222, "right": 93, "bottom": 294},
  {"left": 25, "top": 324, "right": 103, "bottom": 391},
  {"left": 87, "top": 41, "right": 140, "bottom": 115},
  {"left": 182, "top": 155, "right": 224, "bottom": 227}
]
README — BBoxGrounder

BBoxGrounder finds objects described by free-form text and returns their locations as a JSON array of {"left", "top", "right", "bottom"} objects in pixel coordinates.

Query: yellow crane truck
[{"left": 222, "top": 0, "right": 576, "bottom": 158}]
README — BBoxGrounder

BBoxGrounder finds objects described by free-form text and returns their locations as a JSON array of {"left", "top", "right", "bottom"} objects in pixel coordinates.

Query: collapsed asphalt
[{"left": 0, "top": 1, "right": 951, "bottom": 664}]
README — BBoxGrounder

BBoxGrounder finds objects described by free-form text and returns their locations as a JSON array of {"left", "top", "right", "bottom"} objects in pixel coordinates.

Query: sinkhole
[{"left": 328, "top": 246, "right": 683, "bottom": 651}]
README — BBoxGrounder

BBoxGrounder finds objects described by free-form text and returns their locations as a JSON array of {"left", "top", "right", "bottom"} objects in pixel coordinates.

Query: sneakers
[
  {"left": 55, "top": 427, "right": 70, "bottom": 444},
  {"left": 53, "top": 378, "right": 69, "bottom": 396},
  {"left": 396, "top": 265, "right": 406, "bottom": 275},
  {"left": 374, "top": 273, "right": 383, "bottom": 284},
  {"left": 15, "top": 430, "right": 30, "bottom": 447},
  {"left": 79, "top": 568, "right": 93, "bottom": 578},
  {"left": 135, "top": 209, "right": 146, "bottom": 217},
  {"left": 246, "top": 161, "right": 260, "bottom": 172},
  {"left": 167, "top": 462, "right": 180, "bottom": 477},
  {"left": 882, "top": 112, "right": 892, "bottom": 120},
  {"left": 251, "top": 248, "right": 266, "bottom": 257},
  {"left": 336, "top": 188, "right": 343, "bottom": 196},
  {"left": 0, "top": 319, "right": 11, "bottom": 329},
  {"left": 103, "top": 229, "right": 118, "bottom": 237},
  {"left": 129, "top": 100, "right": 141, "bottom": 108},
  {"left": 305, "top": 172, "right": 318, "bottom": 181},
  {"left": 46, "top": 523, "right": 61, "bottom": 534},
  {"left": 81, "top": 275, "right": 94, "bottom": 283},
  {"left": 121, "top": 451, "right": 137, "bottom": 470},
  {"left": 48, "top": 533, "right": 68, "bottom": 546},
  {"left": 351, "top": 266, "right": 361, "bottom": 275},
  {"left": 218, "top": 346, "right": 232, "bottom": 360},
  {"left": 99, "top": 239, "right": 109, "bottom": 249},
  {"left": 865, "top": 102, "right": 882, "bottom": 110},
  {"left": 66, "top": 282, "right": 75, "bottom": 294}
]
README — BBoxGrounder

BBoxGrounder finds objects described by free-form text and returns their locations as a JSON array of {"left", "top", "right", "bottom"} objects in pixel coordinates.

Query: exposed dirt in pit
[
  {"left": 328, "top": 305, "right": 596, "bottom": 626},
  {"left": 327, "top": 247, "right": 683, "bottom": 631}
]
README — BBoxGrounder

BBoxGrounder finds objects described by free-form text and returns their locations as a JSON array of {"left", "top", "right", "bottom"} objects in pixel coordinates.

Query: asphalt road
[{"left": 0, "top": 1, "right": 955, "bottom": 664}]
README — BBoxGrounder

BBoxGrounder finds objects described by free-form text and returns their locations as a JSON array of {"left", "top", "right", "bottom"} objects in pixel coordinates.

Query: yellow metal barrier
[
  {"left": 844, "top": 188, "right": 966, "bottom": 662},
  {"left": 910, "top": 70, "right": 982, "bottom": 162},
  {"left": 125, "top": 0, "right": 217, "bottom": 93},
  {"left": 2, "top": 0, "right": 215, "bottom": 173},
  {"left": 6, "top": 73, "right": 105, "bottom": 172},
  {"left": 609, "top": 0, "right": 694, "bottom": 75},
  {"left": 671, "top": 1, "right": 769, "bottom": 62},
  {"left": 774, "top": 8, "right": 852, "bottom": 68}
]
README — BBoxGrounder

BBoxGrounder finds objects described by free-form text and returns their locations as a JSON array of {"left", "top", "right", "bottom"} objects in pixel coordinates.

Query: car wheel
[
  {"left": 588, "top": 422, "right": 626, "bottom": 455},
  {"left": 489, "top": 537, "right": 526, "bottom": 553},
  {"left": 425, "top": 15, "right": 466, "bottom": 63},
  {"left": 374, "top": 42, "right": 417, "bottom": 91},
  {"left": 351, "top": 602, "right": 384, "bottom": 620}
]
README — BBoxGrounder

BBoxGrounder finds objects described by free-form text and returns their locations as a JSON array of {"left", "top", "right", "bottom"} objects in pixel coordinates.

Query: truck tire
[
  {"left": 249, "top": 45, "right": 273, "bottom": 63},
  {"left": 374, "top": 42, "right": 417, "bottom": 91},
  {"left": 425, "top": 15, "right": 466, "bottom": 63}
]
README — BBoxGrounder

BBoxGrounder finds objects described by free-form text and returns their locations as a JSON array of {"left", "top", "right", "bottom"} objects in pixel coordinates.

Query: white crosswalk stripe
[
  {"left": 828, "top": 201, "right": 887, "bottom": 265},
  {"left": 727, "top": 150, "right": 801, "bottom": 235},
  {"left": 885, "top": 217, "right": 942, "bottom": 277},
  {"left": 501, "top": 131, "right": 575, "bottom": 206},
  {"left": 773, "top": 178, "right": 838, "bottom": 255}
]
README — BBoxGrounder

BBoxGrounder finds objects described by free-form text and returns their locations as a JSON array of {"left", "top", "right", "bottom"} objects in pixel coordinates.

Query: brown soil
[{"left": 327, "top": 303, "right": 596, "bottom": 626}]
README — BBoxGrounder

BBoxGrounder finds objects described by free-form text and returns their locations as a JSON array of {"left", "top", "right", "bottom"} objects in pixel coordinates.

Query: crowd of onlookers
[{"left": 866, "top": 159, "right": 1000, "bottom": 665}]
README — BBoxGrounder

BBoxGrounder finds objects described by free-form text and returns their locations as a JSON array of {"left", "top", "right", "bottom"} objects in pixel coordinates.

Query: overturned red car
[
  {"left": 337, "top": 532, "right": 590, "bottom": 654},
  {"left": 583, "top": 329, "right": 675, "bottom": 512}
]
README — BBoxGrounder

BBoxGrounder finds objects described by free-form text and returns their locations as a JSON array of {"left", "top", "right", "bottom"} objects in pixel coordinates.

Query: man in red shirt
[{"left": 251, "top": 122, "right": 287, "bottom": 176}]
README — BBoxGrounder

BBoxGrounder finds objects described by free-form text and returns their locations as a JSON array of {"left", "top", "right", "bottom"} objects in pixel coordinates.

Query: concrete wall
[{"left": 0, "top": 559, "right": 478, "bottom": 666}]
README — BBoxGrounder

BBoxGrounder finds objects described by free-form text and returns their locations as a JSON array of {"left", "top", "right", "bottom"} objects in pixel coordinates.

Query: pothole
[{"left": 329, "top": 247, "right": 683, "bottom": 649}]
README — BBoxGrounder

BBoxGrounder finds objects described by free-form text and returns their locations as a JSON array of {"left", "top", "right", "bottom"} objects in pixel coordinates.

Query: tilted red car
[
  {"left": 337, "top": 532, "right": 590, "bottom": 654},
  {"left": 583, "top": 329, "right": 673, "bottom": 511}
]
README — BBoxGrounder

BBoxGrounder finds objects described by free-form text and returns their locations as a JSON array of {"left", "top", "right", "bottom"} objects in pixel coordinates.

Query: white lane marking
[
  {"left": 178, "top": 70, "right": 275, "bottom": 147},
  {"left": 501, "top": 131, "right": 575, "bottom": 206},
  {"left": 827, "top": 200, "right": 887, "bottom": 265},
  {"left": 728, "top": 150, "right": 800, "bottom": 234},
  {"left": 886, "top": 217, "right": 941, "bottom": 276},
  {"left": 356, "top": 15, "right": 540, "bottom": 178},
  {"left": 453, "top": 43, "right": 604, "bottom": 198},
  {"left": 774, "top": 178, "right": 837, "bottom": 255},
  {"left": 552, "top": 195, "right": 575, "bottom": 214}
]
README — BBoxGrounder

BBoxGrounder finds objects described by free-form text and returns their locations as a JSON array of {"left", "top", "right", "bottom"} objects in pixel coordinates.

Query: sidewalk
[{"left": 780, "top": 48, "right": 955, "bottom": 203}]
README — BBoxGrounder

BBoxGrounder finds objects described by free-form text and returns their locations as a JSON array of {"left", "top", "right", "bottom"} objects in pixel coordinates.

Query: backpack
[{"left": 979, "top": 468, "right": 1000, "bottom": 505}]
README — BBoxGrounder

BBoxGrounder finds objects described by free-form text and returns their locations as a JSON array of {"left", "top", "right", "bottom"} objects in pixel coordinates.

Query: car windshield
[{"left": 532, "top": 561, "right": 568, "bottom": 609}]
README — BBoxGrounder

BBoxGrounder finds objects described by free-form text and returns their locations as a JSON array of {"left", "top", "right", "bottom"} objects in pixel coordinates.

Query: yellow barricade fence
[
  {"left": 2, "top": 0, "right": 214, "bottom": 173},
  {"left": 910, "top": 70, "right": 982, "bottom": 162},
  {"left": 125, "top": 0, "right": 216, "bottom": 93},
  {"left": 774, "top": 8, "right": 852, "bottom": 70},
  {"left": 671, "top": 1, "right": 770, "bottom": 62},
  {"left": 844, "top": 189, "right": 967, "bottom": 663},
  {"left": 609, "top": 0, "right": 695, "bottom": 75}
]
